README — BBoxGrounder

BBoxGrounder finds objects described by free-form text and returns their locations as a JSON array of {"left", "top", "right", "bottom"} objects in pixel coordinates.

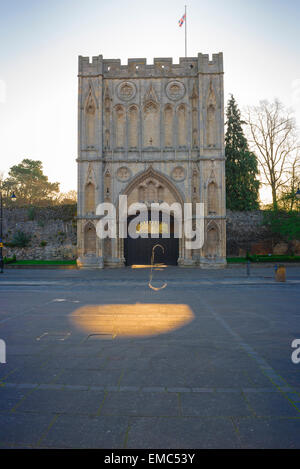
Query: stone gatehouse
[{"left": 77, "top": 53, "right": 226, "bottom": 268}]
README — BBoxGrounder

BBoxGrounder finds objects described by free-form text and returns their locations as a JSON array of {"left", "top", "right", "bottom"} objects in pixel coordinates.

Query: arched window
[
  {"left": 143, "top": 101, "right": 159, "bottom": 147},
  {"left": 164, "top": 105, "right": 173, "bottom": 147},
  {"left": 104, "top": 129, "right": 110, "bottom": 149},
  {"left": 85, "top": 93, "right": 96, "bottom": 147},
  {"left": 208, "top": 182, "right": 218, "bottom": 214},
  {"left": 206, "top": 104, "right": 217, "bottom": 147},
  {"left": 206, "top": 224, "right": 219, "bottom": 258},
  {"left": 177, "top": 104, "right": 187, "bottom": 146},
  {"left": 206, "top": 81, "right": 217, "bottom": 147},
  {"left": 84, "top": 223, "right": 96, "bottom": 255},
  {"left": 129, "top": 106, "right": 138, "bottom": 148},
  {"left": 115, "top": 105, "right": 125, "bottom": 147},
  {"left": 85, "top": 182, "right": 95, "bottom": 214}
]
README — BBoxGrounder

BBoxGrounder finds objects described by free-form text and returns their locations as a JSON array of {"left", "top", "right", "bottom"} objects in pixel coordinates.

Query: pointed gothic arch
[
  {"left": 144, "top": 83, "right": 158, "bottom": 103},
  {"left": 206, "top": 80, "right": 217, "bottom": 147},
  {"left": 85, "top": 182, "right": 95, "bottom": 214},
  {"left": 121, "top": 167, "right": 185, "bottom": 206},
  {"left": 143, "top": 100, "right": 159, "bottom": 147},
  {"left": 177, "top": 104, "right": 187, "bottom": 147},
  {"left": 114, "top": 104, "right": 125, "bottom": 148},
  {"left": 206, "top": 221, "right": 220, "bottom": 258},
  {"left": 84, "top": 222, "right": 96, "bottom": 255},
  {"left": 85, "top": 90, "right": 96, "bottom": 147},
  {"left": 164, "top": 104, "right": 173, "bottom": 147},
  {"left": 128, "top": 105, "right": 138, "bottom": 148},
  {"left": 208, "top": 181, "right": 218, "bottom": 214}
]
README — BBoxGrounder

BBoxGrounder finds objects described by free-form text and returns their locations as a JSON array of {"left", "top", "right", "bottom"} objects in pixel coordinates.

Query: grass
[
  {"left": 228, "top": 255, "right": 300, "bottom": 264},
  {"left": 5, "top": 259, "right": 77, "bottom": 265},
  {"left": 227, "top": 257, "right": 249, "bottom": 264}
]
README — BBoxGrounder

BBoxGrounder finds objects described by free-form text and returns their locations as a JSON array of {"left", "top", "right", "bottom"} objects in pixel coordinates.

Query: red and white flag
[{"left": 178, "top": 13, "right": 186, "bottom": 27}]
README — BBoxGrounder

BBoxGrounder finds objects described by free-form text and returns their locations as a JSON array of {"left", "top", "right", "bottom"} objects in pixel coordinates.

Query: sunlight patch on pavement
[{"left": 70, "top": 303, "right": 194, "bottom": 338}]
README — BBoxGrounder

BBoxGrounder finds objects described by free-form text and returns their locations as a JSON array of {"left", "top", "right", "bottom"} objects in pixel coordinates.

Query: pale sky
[{"left": 0, "top": 0, "right": 300, "bottom": 202}]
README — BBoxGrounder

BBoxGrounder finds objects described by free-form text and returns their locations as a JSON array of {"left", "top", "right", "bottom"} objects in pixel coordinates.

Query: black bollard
[{"left": 246, "top": 260, "right": 250, "bottom": 277}]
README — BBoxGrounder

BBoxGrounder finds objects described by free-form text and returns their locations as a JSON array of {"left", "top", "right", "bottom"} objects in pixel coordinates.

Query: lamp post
[{"left": 0, "top": 190, "right": 17, "bottom": 274}]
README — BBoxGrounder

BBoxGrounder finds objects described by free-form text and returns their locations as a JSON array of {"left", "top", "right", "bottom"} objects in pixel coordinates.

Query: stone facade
[{"left": 77, "top": 53, "right": 226, "bottom": 268}]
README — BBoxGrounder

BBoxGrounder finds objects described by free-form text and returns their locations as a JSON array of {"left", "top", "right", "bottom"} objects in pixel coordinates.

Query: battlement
[
  {"left": 198, "top": 53, "right": 223, "bottom": 74},
  {"left": 78, "top": 53, "right": 223, "bottom": 77}
]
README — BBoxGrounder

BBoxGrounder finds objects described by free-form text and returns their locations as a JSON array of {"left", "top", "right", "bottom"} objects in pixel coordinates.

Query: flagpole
[{"left": 185, "top": 5, "right": 187, "bottom": 57}]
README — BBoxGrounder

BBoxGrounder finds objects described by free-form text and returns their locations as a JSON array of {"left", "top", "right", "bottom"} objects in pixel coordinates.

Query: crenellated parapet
[
  {"left": 78, "top": 55, "right": 103, "bottom": 76},
  {"left": 78, "top": 54, "right": 223, "bottom": 78},
  {"left": 198, "top": 53, "right": 223, "bottom": 74}
]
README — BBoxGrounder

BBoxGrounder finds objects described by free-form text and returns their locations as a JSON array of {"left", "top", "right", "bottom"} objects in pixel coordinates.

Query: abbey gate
[{"left": 77, "top": 53, "right": 226, "bottom": 268}]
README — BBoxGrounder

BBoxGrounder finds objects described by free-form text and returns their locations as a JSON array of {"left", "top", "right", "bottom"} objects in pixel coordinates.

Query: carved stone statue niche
[
  {"left": 206, "top": 81, "right": 217, "bottom": 148},
  {"left": 85, "top": 92, "right": 96, "bottom": 147}
]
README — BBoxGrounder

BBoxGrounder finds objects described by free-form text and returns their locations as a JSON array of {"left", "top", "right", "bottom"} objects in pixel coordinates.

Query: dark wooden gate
[{"left": 124, "top": 211, "right": 179, "bottom": 266}]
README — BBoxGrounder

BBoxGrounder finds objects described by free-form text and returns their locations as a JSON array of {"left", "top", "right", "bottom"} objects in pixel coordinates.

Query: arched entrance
[
  {"left": 84, "top": 222, "right": 96, "bottom": 255},
  {"left": 118, "top": 167, "right": 185, "bottom": 266},
  {"left": 124, "top": 210, "right": 179, "bottom": 266}
]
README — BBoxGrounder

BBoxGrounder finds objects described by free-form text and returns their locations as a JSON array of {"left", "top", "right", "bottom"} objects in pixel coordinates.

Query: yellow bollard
[{"left": 275, "top": 265, "right": 286, "bottom": 282}]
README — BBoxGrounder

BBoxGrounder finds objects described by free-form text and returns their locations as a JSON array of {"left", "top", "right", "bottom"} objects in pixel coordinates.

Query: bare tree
[
  {"left": 278, "top": 153, "right": 300, "bottom": 211},
  {"left": 55, "top": 190, "right": 77, "bottom": 205},
  {"left": 245, "top": 99, "right": 300, "bottom": 210}
]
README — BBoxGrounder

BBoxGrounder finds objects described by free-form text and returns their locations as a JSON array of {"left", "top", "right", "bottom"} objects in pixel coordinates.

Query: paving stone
[
  {"left": 126, "top": 417, "right": 241, "bottom": 449},
  {"left": 54, "top": 369, "right": 123, "bottom": 387},
  {"left": 0, "top": 413, "right": 55, "bottom": 448},
  {"left": 192, "top": 388, "right": 214, "bottom": 393},
  {"left": 180, "top": 392, "right": 254, "bottom": 417},
  {"left": 39, "top": 415, "right": 130, "bottom": 449},
  {"left": 0, "top": 387, "right": 30, "bottom": 413},
  {"left": 142, "top": 386, "right": 166, "bottom": 393},
  {"left": 235, "top": 417, "right": 300, "bottom": 449},
  {"left": 15, "top": 389, "right": 106, "bottom": 415},
  {"left": 101, "top": 391, "right": 179, "bottom": 417},
  {"left": 285, "top": 393, "right": 300, "bottom": 403},
  {"left": 244, "top": 392, "right": 300, "bottom": 417},
  {"left": 1, "top": 365, "right": 64, "bottom": 385}
]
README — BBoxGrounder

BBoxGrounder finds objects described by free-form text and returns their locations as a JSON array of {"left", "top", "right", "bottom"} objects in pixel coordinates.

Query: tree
[
  {"left": 3, "top": 159, "right": 60, "bottom": 206},
  {"left": 263, "top": 210, "right": 300, "bottom": 241},
  {"left": 278, "top": 154, "right": 300, "bottom": 211},
  {"left": 225, "top": 95, "right": 260, "bottom": 211},
  {"left": 55, "top": 190, "right": 77, "bottom": 205},
  {"left": 246, "top": 99, "right": 300, "bottom": 210}
]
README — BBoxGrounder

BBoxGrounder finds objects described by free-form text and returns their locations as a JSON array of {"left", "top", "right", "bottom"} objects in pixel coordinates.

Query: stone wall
[
  {"left": 2, "top": 207, "right": 299, "bottom": 260},
  {"left": 226, "top": 210, "right": 300, "bottom": 256},
  {"left": 2, "top": 206, "right": 77, "bottom": 260}
]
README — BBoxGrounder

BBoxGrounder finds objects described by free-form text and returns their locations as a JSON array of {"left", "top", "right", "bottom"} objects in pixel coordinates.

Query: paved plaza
[{"left": 0, "top": 266, "right": 299, "bottom": 448}]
